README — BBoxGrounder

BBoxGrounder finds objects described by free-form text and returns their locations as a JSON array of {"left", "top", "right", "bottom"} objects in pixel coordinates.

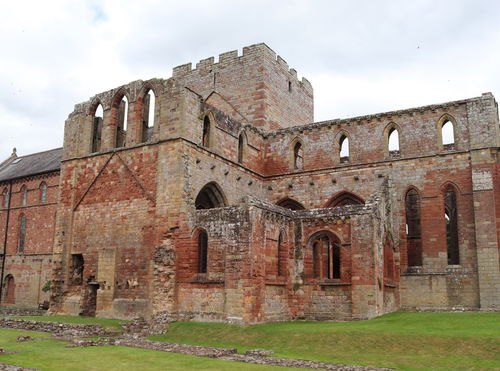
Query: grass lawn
[
  {"left": 149, "top": 312, "right": 500, "bottom": 370},
  {"left": 0, "top": 329, "right": 290, "bottom": 371},
  {"left": 13, "top": 315, "right": 128, "bottom": 332}
]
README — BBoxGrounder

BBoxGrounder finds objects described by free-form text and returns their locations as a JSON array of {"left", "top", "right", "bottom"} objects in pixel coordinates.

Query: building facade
[{"left": 1, "top": 43, "right": 499, "bottom": 322}]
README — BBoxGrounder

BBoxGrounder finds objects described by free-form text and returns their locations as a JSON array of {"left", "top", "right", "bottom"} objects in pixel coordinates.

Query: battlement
[{"left": 172, "top": 43, "right": 312, "bottom": 94}]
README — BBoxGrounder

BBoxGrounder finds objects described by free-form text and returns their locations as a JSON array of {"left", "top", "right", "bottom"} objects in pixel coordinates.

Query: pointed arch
[
  {"left": 2, "top": 187, "right": 9, "bottom": 209},
  {"left": 277, "top": 230, "right": 286, "bottom": 277},
  {"left": 383, "top": 232, "right": 396, "bottom": 282},
  {"left": 140, "top": 87, "right": 156, "bottom": 143},
  {"left": 405, "top": 187, "right": 422, "bottom": 266},
  {"left": 325, "top": 191, "right": 365, "bottom": 208},
  {"left": 437, "top": 114, "right": 457, "bottom": 151},
  {"left": 20, "top": 185, "right": 27, "bottom": 207},
  {"left": 111, "top": 91, "right": 130, "bottom": 148},
  {"left": 335, "top": 131, "right": 351, "bottom": 164},
  {"left": 91, "top": 101, "right": 104, "bottom": 153},
  {"left": 384, "top": 122, "right": 401, "bottom": 157},
  {"left": 4, "top": 274, "right": 15, "bottom": 304},
  {"left": 195, "top": 182, "right": 227, "bottom": 209},
  {"left": 193, "top": 228, "right": 209, "bottom": 274},
  {"left": 201, "top": 111, "right": 216, "bottom": 148},
  {"left": 307, "top": 230, "right": 341, "bottom": 280},
  {"left": 276, "top": 197, "right": 305, "bottom": 210},
  {"left": 290, "top": 137, "right": 304, "bottom": 170}
]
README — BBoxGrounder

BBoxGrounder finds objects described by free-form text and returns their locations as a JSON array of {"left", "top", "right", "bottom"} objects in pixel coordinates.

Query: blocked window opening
[
  {"left": 4, "top": 275, "right": 15, "bottom": 304},
  {"left": 405, "top": 189, "right": 422, "bottom": 266},
  {"left": 277, "top": 231, "right": 285, "bottom": 276},
  {"left": 444, "top": 187, "right": 459, "bottom": 265},
  {"left": 141, "top": 90, "right": 155, "bottom": 143},
  {"left": 198, "top": 230, "right": 208, "bottom": 274},
  {"left": 70, "top": 254, "right": 84, "bottom": 285},
  {"left": 293, "top": 141, "right": 303, "bottom": 170},
  {"left": 383, "top": 235, "right": 395, "bottom": 282},
  {"left": 339, "top": 135, "right": 349, "bottom": 163},
  {"left": 92, "top": 104, "right": 103, "bottom": 153},
  {"left": 202, "top": 116, "right": 211, "bottom": 147},
  {"left": 311, "top": 233, "right": 341, "bottom": 280},
  {"left": 18, "top": 214, "right": 26, "bottom": 253},
  {"left": 442, "top": 120, "right": 455, "bottom": 150},
  {"left": 276, "top": 198, "right": 305, "bottom": 210},
  {"left": 40, "top": 182, "right": 47, "bottom": 203},
  {"left": 20, "top": 185, "right": 27, "bottom": 207},
  {"left": 237, "top": 132, "right": 247, "bottom": 164},
  {"left": 116, "top": 96, "right": 129, "bottom": 148},
  {"left": 2, "top": 188, "right": 9, "bottom": 209},
  {"left": 195, "top": 182, "right": 227, "bottom": 209},
  {"left": 388, "top": 128, "right": 400, "bottom": 156}
]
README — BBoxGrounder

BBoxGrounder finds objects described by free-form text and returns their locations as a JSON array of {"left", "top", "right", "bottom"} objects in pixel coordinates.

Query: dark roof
[{"left": 0, "top": 148, "right": 62, "bottom": 182}]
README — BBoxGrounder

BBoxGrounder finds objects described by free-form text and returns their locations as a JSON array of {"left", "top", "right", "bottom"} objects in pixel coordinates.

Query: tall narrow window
[
  {"left": 339, "top": 135, "right": 349, "bottom": 163},
  {"left": 18, "top": 214, "right": 26, "bottom": 253},
  {"left": 442, "top": 120, "right": 455, "bottom": 150},
  {"left": 3, "top": 187, "right": 10, "bottom": 209},
  {"left": 388, "top": 128, "right": 400, "bottom": 156},
  {"left": 384, "top": 235, "right": 395, "bottom": 282},
  {"left": 116, "top": 96, "right": 128, "bottom": 147},
  {"left": 237, "top": 133, "right": 245, "bottom": 164},
  {"left": 311, "top": 233, "right": 341, "bottom": 280},
  {"left": 20, "top": 185, "right": 27, "bottom": 207},
  {"left": 92, "top": 104, "right": 103, "bottom": 153},
  {"left": 39, "top": 182, "right": 47, "bottom": 203},
  {"left": 202, "top": 116, "right": 211, "bottom": 147},
  {"left": 198, "top": 230, "right": 208, "bottom": 273},
  {"left": 142, "top": 90, "right": 155, "bottom": 143},
  {"left": 444, "top": 187, "right": 459, "bottom": 265},
  {"left": 293, "top": 141, "right": 303, "bottom": 170},
  {"left": 405, "top": 189, "right": 422, "bottom": 266},
  {"left": 277, "top": 231, "right": 285, "bottom": 276}
]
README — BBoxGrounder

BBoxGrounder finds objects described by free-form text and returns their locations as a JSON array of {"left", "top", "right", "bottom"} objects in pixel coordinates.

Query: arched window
[
  {"left": 20, "top": 185, "right": 27, "bottom": 207},
  {"left": 3, "top": 187, "right": 10, "bottom": 209},
  {"left": 92, "top": 104, "right": 103, "bottom": 153},
  {"left": 4, "top": 275, "right": 15, "bottom": 304},
  {"left": 293, "top": 141, "right": 303, "bottom": 170},
  {"left": 388, "top": 128, "right": 400, "bottom": 156},
  {"left": 115, "top": 95, "right": 129, "bottom": 148},
  {"left": 202, "top": 116, "right": 211, "bottom": 147},
  {"left": 405, "top": 189, "right": 422, "bottom": 266},
  {"left": 441, "top": 119, "right": 455, "bottom": 150},
  {"left": 141, "top": 89, "right": 155, "bottom": 143},
  {"left": 195, "top": 182, "right": 227, "bottom": 209},
  {"left": 276, "top": 198, "right": 305, "bottom": 210},
  {"left": 326, "top": 191, "right": 364, "bottom": 208},
  {"left": 339, "top": 135, "right": 349, "bottom": 163},
  {"left": 198, "top": 230, "right": 208, "bottom": 274},
  {"left": 39, "top": 182, "right": 47, "bottom": 203},
  {"left": 18, "top": 214, "right": 26, "bottom": 253},
  {"left": 237, "top": 132, "right": 247, "bottom": 164},
  {"left": 311, "top": 232, "right": 341, "bottom": 280},
  {"left": 277, "top": 231, "right": 285, "bottom": 277},
  {"left": 444, "top": 186, "right": 459, "bottom": 265}
]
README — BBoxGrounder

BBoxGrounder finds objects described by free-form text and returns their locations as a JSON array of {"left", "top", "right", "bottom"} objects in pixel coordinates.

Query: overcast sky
[{"left": 1, "top": 0, "right": 499, "bottom": 160}]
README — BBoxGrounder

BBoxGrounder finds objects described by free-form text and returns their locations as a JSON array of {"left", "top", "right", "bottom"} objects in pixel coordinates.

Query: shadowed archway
[{"left": 195, "top": 182, "right": 227, "bottom": 209}]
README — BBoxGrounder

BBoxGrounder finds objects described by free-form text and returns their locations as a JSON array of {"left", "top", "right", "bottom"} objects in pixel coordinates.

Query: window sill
[
  {"left": 265, "top": 278, "right": 287, "bottom": 286},
  {"left": 190, "top": 275, "right": 224, "bottom": 284},
  {"left": 306, "top": 280, "right": 350, "bottom": 286}
]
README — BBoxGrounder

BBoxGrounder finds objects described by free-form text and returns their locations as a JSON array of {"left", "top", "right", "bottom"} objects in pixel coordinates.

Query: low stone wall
[
  {"left": 0, "top": 308, "right": 46, "bottom": 317},
  {"left": 0, "top": 318, "right": 107, "bottom": 337},
  {"left": 0, "top": 363, "right": 40, "bottom": 371}
]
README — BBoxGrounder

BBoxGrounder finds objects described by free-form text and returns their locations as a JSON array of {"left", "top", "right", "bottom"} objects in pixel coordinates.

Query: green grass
[
  {"left": 13, "top": 315, "right": 128, "bottom": 331},
  {"left": 0, "top": 329, "right": 291, "bottom": 370},
  {"left": 149, "top": 312, "right": 500, "bottom": 370}
]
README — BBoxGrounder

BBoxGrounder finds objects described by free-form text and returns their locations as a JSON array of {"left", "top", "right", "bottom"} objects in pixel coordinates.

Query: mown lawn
[
  {"left": 149, "top": 312, "right": 500, "bottom": 370},
  {"left": 0, "top": 329, "right": 290, "bottom": 371}
]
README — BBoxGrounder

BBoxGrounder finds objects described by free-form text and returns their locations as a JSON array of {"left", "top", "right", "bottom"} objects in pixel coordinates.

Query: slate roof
[{"left": 0, "top": 148, "right": 62, "bottom": 182}]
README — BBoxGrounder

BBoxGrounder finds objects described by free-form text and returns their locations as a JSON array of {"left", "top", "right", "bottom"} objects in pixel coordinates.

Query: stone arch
[
  {"left": 290, "top": 137, "right": 304, "bottom": 170},
  {"left": 20, "top": 184, "right": 27, "bottom": 207},
  {"left": 334, "top": 130, "right": 351, "bottom": 164},
  {"left": 383, "top": 232, "right": 396, "bottom": 282},
  {"left": 324, "top": 191, "right": 364, "bottom": 208},
  {"left": 201, "top": 111, "right": 216, "bottom": 148},
  {"left": 195, "top": 182, "right": 227, "bottom": 209},
  {"left": 111, "top": 90, "right": 130, "bottom": 148},
  {"left": 276, "top": 197, "right": 305, "bottom": 210},
  {"left": 404, "top": 186, "right": 422, "bottom": 267},
  {"left": 437, "top": 114, "right": 458, "bottom": 151},
  {"left": 237, "top": 130, "right": 248, "bottom": 164},
  {"left": 90, "top": 100, "right": 104, "bottom": 153},
  {"left": 441, "top": 181, "right": 460, "bottom": 265},
  {"left": 138, "top": 85, "right": 158, "bottom": 143},
  {"left": 383, "top": 122, "right": 401, "bottom": 157},
  {"left": 192, "top": 228, "right": 209, "bottom": 274},
  {"left": 4, "top": 274, "right": 15, "bottom": 304},
  {"left": 307, "top": 230, "right": 342, "bottom": 280}
]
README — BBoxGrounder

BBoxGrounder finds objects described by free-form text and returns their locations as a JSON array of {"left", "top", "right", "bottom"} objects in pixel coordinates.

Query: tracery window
[{"left": 311, "top": 233, "right": 341, "bottom": 280}]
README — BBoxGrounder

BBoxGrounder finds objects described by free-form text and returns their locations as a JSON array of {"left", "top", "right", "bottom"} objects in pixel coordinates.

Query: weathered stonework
[{"left": 1, "top": 43, "right": 499, "bottom": 321}]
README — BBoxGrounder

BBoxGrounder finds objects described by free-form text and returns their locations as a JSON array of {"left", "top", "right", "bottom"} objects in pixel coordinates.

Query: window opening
[
  {"left": 70, "top": 254, "right": 84, "bottom": 285},
  {"left": 277, "top": 231, "right": 285, "bottom": 276},
  {"left": 40, "top": 182, "right": 47, "bottom": 203},
  {"left": 339, "top": 135, "right": 349, "bottom": 163},
  {"left": 92, "top": 104, "right": 103, "bottom": 153},
  {"left": 293, "top": 141, "right": 303, "bottom": 170},
  {"left": 388, "top": 128, "right": 400, "bottom": 156},
  {"left": 21, "top": 185, "right": 27, "bottom": 207},
  {"left": 3, "top": 188, "right": 10, "bottom": 209},
  {"left": 405, "top": 189, "right": 422, "bottom": 266},
  {"left": 442, "top": 120, "right": 455, "bottom": 150},
  {"left": 116, "top": 96, "right": 128, "bottom": 147},
  {"left": 18, "top": 215, "right": 26, "bottom": 253},
  {"left": 142, "top": 90, "right": 155, "bottom": 142},
  {"left": 195, "top": 182, "right": 227, "bottom": 209},
  {"left": 238, "top": 133, "right": 245, "bottom": 163},
  {"left": 198, "top": 230, "right": 208, "bottom": 273},
  {"left": 444, "top": 188, "right": 459, "bottom": 264},
  {"left": 202, "top": 116, "right": 211, "bottom": 147},
  {"left": 311, "top": 233, "right": 340, "bottom": 280}
]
